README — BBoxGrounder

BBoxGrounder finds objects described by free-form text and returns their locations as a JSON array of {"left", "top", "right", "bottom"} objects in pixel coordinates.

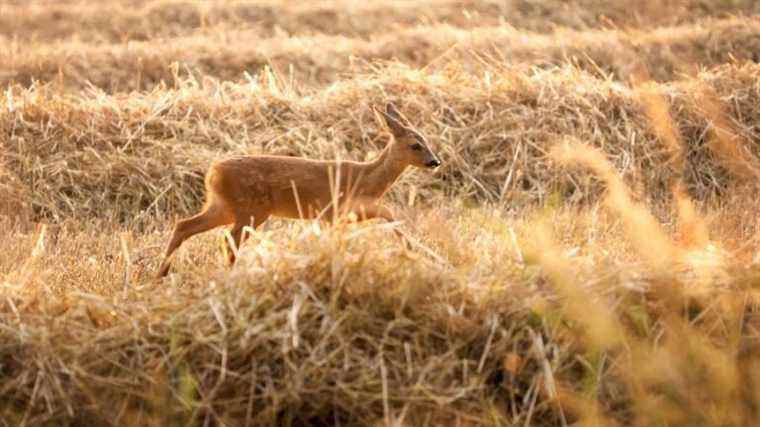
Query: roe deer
[{"left": 157, "top": 102, "right": 441, "bottom": 277}]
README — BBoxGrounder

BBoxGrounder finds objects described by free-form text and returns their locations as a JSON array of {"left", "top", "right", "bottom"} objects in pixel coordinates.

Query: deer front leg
[
  {"left": 349, "top": 202, "right": 408, "bottom": 243},
  {"left": 353, "top": 203, "right": 393, "bottom": 222}
]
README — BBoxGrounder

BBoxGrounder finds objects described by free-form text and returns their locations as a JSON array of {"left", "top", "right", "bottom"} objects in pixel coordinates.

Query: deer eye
[{"left": 410, "top": 143, "right": 423, "bottom": 151}]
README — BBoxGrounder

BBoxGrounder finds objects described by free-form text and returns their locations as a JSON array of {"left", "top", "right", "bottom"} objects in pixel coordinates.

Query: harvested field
[
  {"left": 4, "top": 17, "right": 760, "bottom": 92},
  {"left": 0, "top": 0, "right": 513, "bottom": 44},
  {"left": 5, "top": 62, "right": 760, "bottom": 220},
  {"left": 3, "top": 0, "right": 757, "bottom": 44},
  {"left": 3, "top": 1, "right": 760, "bottom": 426}
]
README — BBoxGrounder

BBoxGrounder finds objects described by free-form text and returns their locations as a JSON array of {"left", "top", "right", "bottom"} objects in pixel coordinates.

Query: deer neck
[{"left": 360, "top": 141, "right": 407, "bottom": 199}]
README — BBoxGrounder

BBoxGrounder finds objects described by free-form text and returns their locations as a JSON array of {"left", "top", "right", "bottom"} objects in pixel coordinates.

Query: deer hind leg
[{"left": 157, "top": 200, "right": 232, "bottom": 278}]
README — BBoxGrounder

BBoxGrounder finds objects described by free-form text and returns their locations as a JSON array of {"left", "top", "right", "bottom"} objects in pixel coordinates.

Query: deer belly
[{"left": 270, "top": 189, "right": 328, "bottom": 220}]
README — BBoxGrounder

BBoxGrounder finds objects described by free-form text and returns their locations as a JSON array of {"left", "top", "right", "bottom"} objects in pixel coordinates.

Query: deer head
[{"left": 378, "top": 103, "right": 441, "bottom": 169}]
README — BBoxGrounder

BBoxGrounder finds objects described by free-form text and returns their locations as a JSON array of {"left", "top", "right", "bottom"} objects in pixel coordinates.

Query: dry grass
[
  {"left": 4, "top": 17, "right": 760, "bottom": 93},
  {"left": 2, "top": 194, "right": 760, "bottom": 425},
  {"left": 0, "top": 0, "right": 510, "bottom": 44},
  {"left": 4, "top": 61, "right": 760, "bottom": 221},
  {"left": 3, "top": 194, "right": 760, "bottom": 425},
  {"left": 3, "top": 1, "right": 760, "bottom": 426},
  {"left": 3, "top": 0, "right": 757, "bottom": 44}
]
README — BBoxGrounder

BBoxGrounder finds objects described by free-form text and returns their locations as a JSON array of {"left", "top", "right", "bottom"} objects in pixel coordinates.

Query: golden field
[{"left": 3, "top": 1, "right": 760, "bottom": 425}]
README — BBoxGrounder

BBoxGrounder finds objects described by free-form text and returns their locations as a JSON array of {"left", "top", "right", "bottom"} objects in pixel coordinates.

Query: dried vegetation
[{"left": 2, "top": 0, "right": 760, "bottom": 425}]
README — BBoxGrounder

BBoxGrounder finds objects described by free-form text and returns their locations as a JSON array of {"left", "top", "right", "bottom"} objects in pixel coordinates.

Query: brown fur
[{"left": 157, "top": 103, "right": 440, "bottom": 277}]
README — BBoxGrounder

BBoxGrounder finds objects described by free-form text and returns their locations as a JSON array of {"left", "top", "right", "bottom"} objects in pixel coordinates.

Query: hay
[
  {"left": 0, "top": 216, "right": 549, "bottom": 425},
  {"left": 2, "top": 0, "right": 757, "bottom": 46},
  {"left": 3, "top": 61, "right": 760, "bottom": 221},
  {"left": 4, "top": 18, "right": 760, "bottom": 93},
  {"left": 0, "top": 0, "right": 508, "bottom": 44},
  {"left": 3, "top": 1, "right": 760, "bottom": 425},
  {"left": 2, "top": 204, "right": 760, "bottom": 425}
]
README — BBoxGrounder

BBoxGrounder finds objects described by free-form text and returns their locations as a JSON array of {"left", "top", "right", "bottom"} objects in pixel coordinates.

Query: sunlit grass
[{"left": 3, "top": 0, "right": 760, "bottom": 425}]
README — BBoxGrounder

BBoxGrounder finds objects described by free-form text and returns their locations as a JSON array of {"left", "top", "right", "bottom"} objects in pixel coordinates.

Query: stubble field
[{"left": 3, "top": 1, "right": 760, "bottom": 425}]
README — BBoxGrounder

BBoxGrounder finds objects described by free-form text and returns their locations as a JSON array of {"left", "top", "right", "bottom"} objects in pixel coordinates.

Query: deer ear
[{"left": 378, "top": 103, "right": 408, "bottom": 138}]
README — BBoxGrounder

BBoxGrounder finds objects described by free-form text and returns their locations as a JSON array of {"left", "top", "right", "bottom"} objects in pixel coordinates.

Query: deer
[{"left": 157, "top": 102, "right": 441, "bottom": 277}]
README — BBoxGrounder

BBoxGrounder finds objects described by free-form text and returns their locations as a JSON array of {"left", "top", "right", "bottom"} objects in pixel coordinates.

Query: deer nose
[{"left": 426, "top": 159, "right": 441, "bottom": 168}]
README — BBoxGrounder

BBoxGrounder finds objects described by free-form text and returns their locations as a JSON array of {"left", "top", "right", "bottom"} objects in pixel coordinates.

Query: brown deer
[{"left": 157, "top": 103, "right": 441, "bottom": 277}]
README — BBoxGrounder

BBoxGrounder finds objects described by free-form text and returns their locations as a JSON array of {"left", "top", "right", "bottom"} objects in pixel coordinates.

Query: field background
[{"left": 3, "top": 1, "right": 760, "bottom": 426}]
